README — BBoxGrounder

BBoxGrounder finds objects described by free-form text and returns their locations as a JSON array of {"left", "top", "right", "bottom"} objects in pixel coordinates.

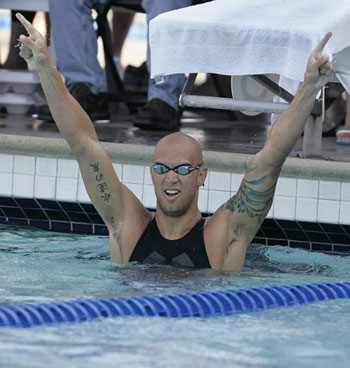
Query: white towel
[{"left": 150, "top": 0, "right": 350, "bottom": 92}]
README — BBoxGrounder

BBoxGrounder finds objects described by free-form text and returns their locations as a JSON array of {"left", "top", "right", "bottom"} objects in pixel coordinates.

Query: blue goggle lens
[{"left": 153, "top": 163, "right": 202, "bottom": 176}]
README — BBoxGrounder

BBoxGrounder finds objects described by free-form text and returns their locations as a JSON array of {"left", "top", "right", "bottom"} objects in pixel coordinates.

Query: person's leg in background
[
  {"left": 45, "top": 0, "right": 108, "bottom": 122},
  {"left": 336, "top": 93, "right": 350, "bottom": 145},
  {"left": 49, "top": 0, "right": 106, "bottom": 93},
  {"left": 3, "top": 11, "right": 35, "bottom": 70},
  {"left": 134, "top": 0, "right": 193, "bottom": 131},
  {"left": 113, "top": 10, "right": 134, "bottom": 79}
]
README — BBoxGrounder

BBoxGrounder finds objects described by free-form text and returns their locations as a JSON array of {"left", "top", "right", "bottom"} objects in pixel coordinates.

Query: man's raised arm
[
  {"left": 16, "top": 13, "right": 151, "bottom": 262},
  {"left": 257, "top": 32, "right": 334, "bottom": 171},
  {"left": 208, "top": 33, "right": 334, "bottom": 271}
]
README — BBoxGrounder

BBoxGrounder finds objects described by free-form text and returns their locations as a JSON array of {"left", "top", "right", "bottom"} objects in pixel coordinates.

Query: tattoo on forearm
[
  {"left": 90, "top": 162, "right": 111, "bottom": 202},
  {"left": 224, "top": 174, "right": 276, "bottom": 221},
  {"left": 245, "top": 165, "right": 256, "bottom": 174}
]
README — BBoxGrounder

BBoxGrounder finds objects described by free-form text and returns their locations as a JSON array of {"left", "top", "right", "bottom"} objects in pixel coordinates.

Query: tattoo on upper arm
[
  {"left": 224, "top": 174, "right": 276, "bottom": 221},
  {"left": 90, "top": 162, "right": 111, "bottom": 202}
]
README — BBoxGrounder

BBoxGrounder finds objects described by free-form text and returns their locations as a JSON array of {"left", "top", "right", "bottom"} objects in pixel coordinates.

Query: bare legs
[{"left": 336, "top": 93, "right": 350, "bottom": 144}]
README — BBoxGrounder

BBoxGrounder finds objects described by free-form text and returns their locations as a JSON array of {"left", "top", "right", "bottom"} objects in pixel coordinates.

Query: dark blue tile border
[
  {"left": 37, "top": 199, "right": 62, "bottom": 210},
  {"left": 334, "top": 244, "right": 350, "bottom": 252},
  {"left": 289, "top": 241, "right": 311, "bottom": 250},
  {"left": 311, "top": 242, "right": 333, "bottom": 252},
  {"left": 94, "top": 224, "right": 108, "bottom": 235},
  {"left": 51, "top": 221, "right": 71, "bottom": 233},
  {"left": 7, "top": 217, "right": 29, "bottom": 226},
  {"left": 15, "top": 198, "right": 40, "bottom": 209},
  {"left": 29, "top": 219, "right": 51, "bottom": 231},
  {"left": 0, "top": 197, "right": 17, "bottom": 207},
  {"left": 0, "top": 197, "right": 349, "bottom": 253},
  {"left": 72, "top": 223, "right": 93, "bottom": 234}
]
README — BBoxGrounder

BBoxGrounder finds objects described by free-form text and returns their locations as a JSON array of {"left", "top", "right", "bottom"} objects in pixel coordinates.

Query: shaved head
[
  {"left": 154, "top": 132, "right": 203, "bottom": 165},
  {"left": 151, "top": 133, "right": 207, "bottom": 218}
]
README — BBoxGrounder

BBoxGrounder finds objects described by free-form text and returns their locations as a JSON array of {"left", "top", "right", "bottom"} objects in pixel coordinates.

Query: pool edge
[{"left": 0, "top": 134, "right": 349, "bottom": 182}]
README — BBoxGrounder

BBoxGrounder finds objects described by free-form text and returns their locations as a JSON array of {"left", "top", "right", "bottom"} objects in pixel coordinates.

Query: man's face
[{"left": 151, "top": 142, "right": 206, "bottom": 217}]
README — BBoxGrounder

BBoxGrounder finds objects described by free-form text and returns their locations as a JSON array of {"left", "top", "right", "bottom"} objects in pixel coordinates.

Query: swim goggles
[{"left": 153, "top": 163, "right": 203, "bottom": 176}]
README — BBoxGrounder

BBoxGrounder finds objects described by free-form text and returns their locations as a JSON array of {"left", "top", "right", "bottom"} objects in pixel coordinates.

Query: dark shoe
[
  {"left": 322, "top": 118, "right": 344, "bottom": 137},
  {"left": 124, "top": 61, "right": 149, "bottom": 94},
  {"left": 133, "top": 98, "right": 180, "bottom": 131},
  {"left": 36, "top": 83, "right": 109, "bottom": 123},
  {"left": 69, "top": 83, "right": 109, "bottom": 123},
  {"left": 35, "top": 104, "right": 53, "bottom": 122}
]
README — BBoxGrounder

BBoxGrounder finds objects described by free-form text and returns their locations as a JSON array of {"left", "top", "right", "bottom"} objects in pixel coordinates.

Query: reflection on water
[
  {"left": 0, "top": 224, "right": 349, "bottom": 303},
  {"left": 0, "top": 224, "right": 350, "bottom": 368}
]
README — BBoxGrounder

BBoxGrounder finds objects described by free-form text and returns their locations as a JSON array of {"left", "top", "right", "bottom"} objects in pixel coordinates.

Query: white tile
[
  {"left": 297, "top": 179, "right": 319, "bottom": 199},
  {"left": 276, "top": 177, "right": 297, "bottom": 197},
  {"left": 126, "top": 183, "right": 143, "bottom": 202},
  {"left": 198, "top": 189, "right": 209, "bottom": 213},
  {"left": 56, "top": 177, "right": 78, "bottom": 201},
  {"left": 36, "top": 157, "right": 57, "bottom": 176},
  {"left": 144, "top": 166, "right": 153, "bottom": 185},
  {"left": 339, "top": 201, "right": 350, "bottom": 224},
  {"left": 34, "top": 176, "right": 56, "bottom": 200},
  {"left": 143, "top": 184, "right": 156, "bottom": 209},
  {"left": 0, "top": 173, "right": 13, "bottom": 196},
  {"left": 112, "top": 163, "right": 123, "bottom": 180},
  {"left": 208, "top": 171, "right": 231, "bottom": 191},
  {"left": 317, "top": 200, "right": 340, "bottom": 224},
  {"left": 296, "top": 198, "right": 318, "bottom": 222},
  {"left": 77, "top": 180, "right": 91, "bottom": 203},
  {"left": 208, "top": 190, "right": 230, "bottom": 213},
  {"left": 341, "top": 182, "right": 350, "bottom": 201},
  {"left": 57, "top": 159, "right": 79, "bottom": 178},
  {"left": 231, "top": 173, "right": 244, "bottom": 192},
  {"left": 14, "top": 155, "right": 35, "bottom": 175},
  {"left": 273, "top": 196, "right": 296, "bottom": 220},
  {"left": 266, "top": 202, "right": 274, "bottom": 218},
  {"left": 0, "top": 154, "right": 14, "bottom": 173},
  {"left": 123, "top": 165, "right": 144, "bottom": 184},
  {"left": 319, "top": 181, "right": 341, "bottom": 200},
  {"left": 13, "top": 174, "right": 34, "bottom": 197}
]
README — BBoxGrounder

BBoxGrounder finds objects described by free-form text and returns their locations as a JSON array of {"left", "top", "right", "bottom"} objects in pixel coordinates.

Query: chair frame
[{"left": 95, "top": 0, "right": 145, "bottom": 113}]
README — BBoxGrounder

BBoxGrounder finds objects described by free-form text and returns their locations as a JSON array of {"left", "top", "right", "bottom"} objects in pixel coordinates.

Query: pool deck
[{"left": 0, "top": 107, "right": 349, "bottom": 181}]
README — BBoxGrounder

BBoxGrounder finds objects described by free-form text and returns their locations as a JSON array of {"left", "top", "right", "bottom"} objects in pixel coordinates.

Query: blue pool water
[{"left": 0, "top": 224, "right": 350, "bottom": 368}]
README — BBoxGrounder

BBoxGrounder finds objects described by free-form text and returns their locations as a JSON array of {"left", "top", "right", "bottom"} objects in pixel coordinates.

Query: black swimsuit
[{"left": 129, "top": 218, "right": 211, "bottom": 268}]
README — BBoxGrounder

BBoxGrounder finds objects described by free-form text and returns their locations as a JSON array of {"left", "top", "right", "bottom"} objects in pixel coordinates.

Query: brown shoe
[{"left": 133, "top": 98, "right": 180, "bottom": 131}]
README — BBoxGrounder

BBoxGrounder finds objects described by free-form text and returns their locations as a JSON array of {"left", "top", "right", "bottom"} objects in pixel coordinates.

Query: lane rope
[{"left": 1, "top": 282, "right": 349, "bottom": 328}]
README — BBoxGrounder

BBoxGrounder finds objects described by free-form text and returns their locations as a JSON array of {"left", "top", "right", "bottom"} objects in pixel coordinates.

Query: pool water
[{"left": 0, "top": 224, "right": 350, "bottom": 368}]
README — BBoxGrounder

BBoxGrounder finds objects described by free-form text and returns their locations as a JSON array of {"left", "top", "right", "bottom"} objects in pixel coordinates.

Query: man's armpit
[{"left": 225, "top": 223, "right": 245, "bottom": 252}]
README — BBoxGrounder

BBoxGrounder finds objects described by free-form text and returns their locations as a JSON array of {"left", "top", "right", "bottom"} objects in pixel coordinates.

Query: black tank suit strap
[{"left": 129, "top": 218, "right": 210, "bottom": 268}]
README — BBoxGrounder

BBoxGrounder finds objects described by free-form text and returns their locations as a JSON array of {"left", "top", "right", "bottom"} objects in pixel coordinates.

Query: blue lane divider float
[{"left": 1, "top": 281, "right": 349, "bottom": 328}]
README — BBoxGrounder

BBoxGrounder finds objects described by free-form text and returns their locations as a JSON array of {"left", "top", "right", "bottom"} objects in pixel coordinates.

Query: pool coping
[{"left": 0, "top": 133, "right": 349, "bottom": 182}]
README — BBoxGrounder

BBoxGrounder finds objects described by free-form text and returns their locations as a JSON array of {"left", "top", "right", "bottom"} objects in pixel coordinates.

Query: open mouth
[{"left": 164, "top": 189, "right": 180, "bottom": 200}]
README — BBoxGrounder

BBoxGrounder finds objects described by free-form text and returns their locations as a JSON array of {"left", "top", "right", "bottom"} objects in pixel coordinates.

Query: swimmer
[{"left": 16, "top": 13, "right": 334, "bottom": 270}]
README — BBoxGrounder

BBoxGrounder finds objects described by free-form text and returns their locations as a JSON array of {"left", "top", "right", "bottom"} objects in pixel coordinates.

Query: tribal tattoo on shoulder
[{"left": 224, "top": 169, "right": 276, "bottom": 222}]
